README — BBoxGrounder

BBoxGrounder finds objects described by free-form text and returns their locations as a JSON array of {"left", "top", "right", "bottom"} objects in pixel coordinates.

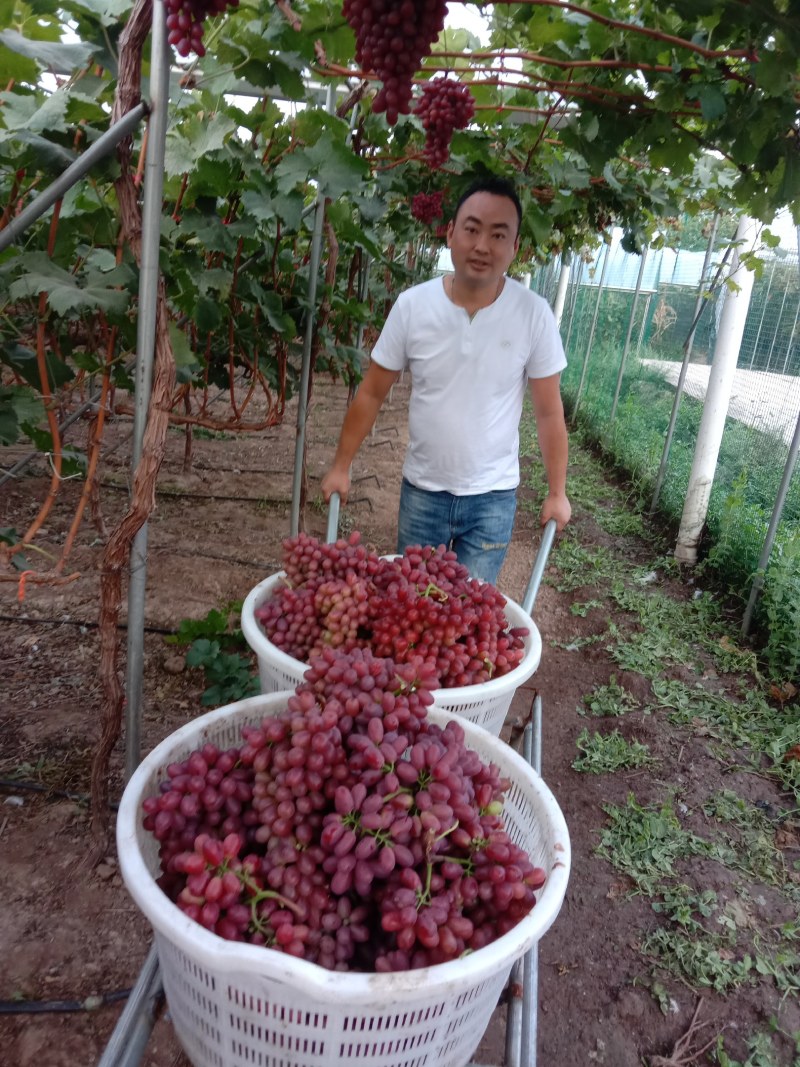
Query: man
[{"left": 321, "top": 175, "right": 571, "bottom": 584}]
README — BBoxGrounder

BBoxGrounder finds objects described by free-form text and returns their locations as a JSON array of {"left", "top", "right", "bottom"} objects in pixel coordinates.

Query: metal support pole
[
  {"left": 290, "top": 83, "right": 336, "bottom": 538},
  {"left": 561, "top": 253, "right": 581, "bottom": 355},
  {"left": 636, "top": 293, "right": 651, "bottom": 353},
  {"left": 355, "top": 251, "right": 372, "bottom": 359},
  {"left": 0, "top": 103, "right": 148, "bottom": 254},
  {"left": 781, "top": 299, "right": 800, "bottom": 375},
  {"left": 610, "top": 247, "right": 648, "bottom": 424},
  {"left": 764, "top": 284, "right": 789, "bottom": 372},
  {"left": 124, "top": 0, "right": 170, "bottom": 781},
  {"left": 650, "top": 213, "right": 720, "bottom": 514},
  {"left": 748, "top": 260, "right": 776, "bottom": 370},
  {"left": 741, "top": 405, "right": 800, "bottom": 636},
  {"left": 572, "top": 240, "right": 610, "bottom": 419}
]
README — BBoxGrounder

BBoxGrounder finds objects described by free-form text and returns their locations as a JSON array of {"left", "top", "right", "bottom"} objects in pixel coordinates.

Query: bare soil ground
[{"left": 1, "top": 376, "right": 798, "bottom": 1067}]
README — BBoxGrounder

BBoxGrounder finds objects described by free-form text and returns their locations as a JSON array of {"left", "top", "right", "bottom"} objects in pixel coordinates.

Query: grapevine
[
  {"left": 414, "top": 77, "right": 476, "bottom": 168},
  {"left": 142, "top": 648, "right": 546, "bottom": 971},
  {"left": 254, "top": 532, "right": 530, "bottom": 688},
  {"left": 342, "top": 0, "right": 450, "bottom": 125}
]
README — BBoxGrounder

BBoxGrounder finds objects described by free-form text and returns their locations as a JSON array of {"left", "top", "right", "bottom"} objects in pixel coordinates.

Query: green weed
[
  {"left": 572, "top": 728, "right": 654, "bottom": 773},
  {"left": 570, "top": 598, "right": 604, "bottom": 617},
  {"left": 579, "top": 677, "right": 641, "bottom": 717},
  {"left": 171, "top": 603, "right": 258, "bottom": 706},
  {"left": 641, "top": 928, "right": 754, "bottom": 992},
  {"left": 650, "top": 678, "right": 800, "bottom": 804},
  {"left": 598, "top": 794, "right": 717, "bottom": 895},
  {"left": 550, "top": 537, "right": 619, "bottom": 592},
  {"left": 185, "top": 639, "right": 260, "bottom": 707},
  {"left": 713, "top": 1024, "right": 800, "bottom": 1066},
  {"left": 596, "top": 508, "right": 646, "bottom": 538},
  {"left": 167, "top": 601, "right": 246, "bottom": 647}
]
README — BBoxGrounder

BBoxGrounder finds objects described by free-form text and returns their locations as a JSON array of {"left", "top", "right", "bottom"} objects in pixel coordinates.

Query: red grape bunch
[
  {"left": 414, "top": 77, "right": 476, "bottom": 168},
  {"left": 342, "top": 0, "right": 450, "bottom": 125},
  {"left": 411, "top": 191, "right": 444, "bottom": 225},
  {"left": 142, "top": 646, "right": 547, "bottom": 972},
  {"left": 165, "top": 0, "right": 238, "bottom": 59},
  {"left": 254, "top": 533, "right": 530, "bottom": 689}
]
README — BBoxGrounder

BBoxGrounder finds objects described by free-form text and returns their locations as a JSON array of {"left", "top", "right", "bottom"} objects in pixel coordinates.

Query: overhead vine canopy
[
  {"left": 1, "top": 0, "right": 798, "bottom": 447},
  {"left": 2, "top": 2, "right": 799, "bottom": 234},
  {"left": 0, "top": 0, "right": 797, "bottom": 473}
]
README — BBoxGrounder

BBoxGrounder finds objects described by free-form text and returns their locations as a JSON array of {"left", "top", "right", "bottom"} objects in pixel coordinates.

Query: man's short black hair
[{"left": 453, "top": 176, "right": 522, "bottom": 235}]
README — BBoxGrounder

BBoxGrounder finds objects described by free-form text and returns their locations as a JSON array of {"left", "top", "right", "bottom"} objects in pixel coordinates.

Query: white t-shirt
[{"left": 371, "top": 275, "right": 567, "bottom": 494}]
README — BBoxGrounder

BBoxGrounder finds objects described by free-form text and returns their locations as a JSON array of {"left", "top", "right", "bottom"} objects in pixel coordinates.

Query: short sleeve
[
  {"left": 371, "top": 293, "right": 411, "bottom": 372},
  {"left": 526, "top": 299, "right": 567, "bottom": 379}
]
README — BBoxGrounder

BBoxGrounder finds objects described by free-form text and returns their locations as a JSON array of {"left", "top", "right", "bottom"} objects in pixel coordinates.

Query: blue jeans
[{"left": 397, "top": 478, "right": 517, "bottom": 585}]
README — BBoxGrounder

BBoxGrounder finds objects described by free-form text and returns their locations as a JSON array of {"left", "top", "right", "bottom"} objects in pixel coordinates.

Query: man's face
[{"left": 446, "top": 192, "right": 520, "bottom": 290}]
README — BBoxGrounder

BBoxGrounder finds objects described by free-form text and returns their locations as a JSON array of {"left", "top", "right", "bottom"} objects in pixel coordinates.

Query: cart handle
[
  {"left": 520, "top": 518, "right": 557, "bottom": 617},
  {"left": 325, "top": 491, "right": 341, "bottom": 544}
]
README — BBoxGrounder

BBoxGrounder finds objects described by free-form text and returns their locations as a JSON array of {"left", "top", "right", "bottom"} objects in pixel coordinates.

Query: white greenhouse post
[
  {"left": 552, "top": 254, "right": 571, "bottom": 327},
  {"left": 650, "top": 212, "right": 720, "bottom": 514},
  {"left": 674, "top": 215, "right": 759, "bottom": 564},
  {"left": 561, "top": 254, "right": 581, "bottom": 354},
  {"left": 125, "top": 0, "right": 171, "bottom": 780}
]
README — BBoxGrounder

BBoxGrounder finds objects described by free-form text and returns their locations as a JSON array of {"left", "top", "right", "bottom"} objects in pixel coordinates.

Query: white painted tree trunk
[
  {"left": 553, "top": 256, "right": 571, "bottom": 327},
  {"left": 674, "top": 215, "right": 759, "bottom": 563}
]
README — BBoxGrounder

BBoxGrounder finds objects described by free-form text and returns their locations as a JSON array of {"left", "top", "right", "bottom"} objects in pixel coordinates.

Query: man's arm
[
  {"left": 529, "top": 372, "right": 571, "bottom": 530},
  {"left": 321, "top": 361, "right": 401, "bottom": 504}
]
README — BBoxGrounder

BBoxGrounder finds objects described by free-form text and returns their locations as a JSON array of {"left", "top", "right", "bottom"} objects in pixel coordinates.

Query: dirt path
[{"left": 1, "top": 377, "right": 798, "bottom": 1067}]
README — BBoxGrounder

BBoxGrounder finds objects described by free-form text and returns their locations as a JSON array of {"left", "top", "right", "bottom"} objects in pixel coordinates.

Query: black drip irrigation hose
[
  {"left": 0, "top": 613, "right": 176, "bottom": 635},
  {"left": 0, "top": 990, "right": 132, "bottom": 1015},
  {"left": 0, "top": 778, "right": 119, "bottom": 810}
]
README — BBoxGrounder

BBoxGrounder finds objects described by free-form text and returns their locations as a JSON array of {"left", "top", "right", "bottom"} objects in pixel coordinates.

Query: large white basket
[
  {"left": 240, "top": 572, "right": 543, "bottom": 736},
  {"left": 117, "top": 693, "right": 570, "bottom": 1067}
]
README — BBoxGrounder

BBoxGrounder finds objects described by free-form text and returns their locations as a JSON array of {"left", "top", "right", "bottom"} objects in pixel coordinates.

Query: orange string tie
[{"left": 17, "top": 569, "right": 35, "bottom": 602}]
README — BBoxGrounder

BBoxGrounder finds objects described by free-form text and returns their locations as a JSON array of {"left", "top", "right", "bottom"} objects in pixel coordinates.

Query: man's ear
[{"left": 446, "top": 220, "right": 454, "bottom": 247}]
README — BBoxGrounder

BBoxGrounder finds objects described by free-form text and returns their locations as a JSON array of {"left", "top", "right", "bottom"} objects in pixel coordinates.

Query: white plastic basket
[
  {"left": 117, "top": 693, "right": 570, "bottom": 1067},
  {"left": 240, "top": 571, "right": 543, "bottom": 736}
]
